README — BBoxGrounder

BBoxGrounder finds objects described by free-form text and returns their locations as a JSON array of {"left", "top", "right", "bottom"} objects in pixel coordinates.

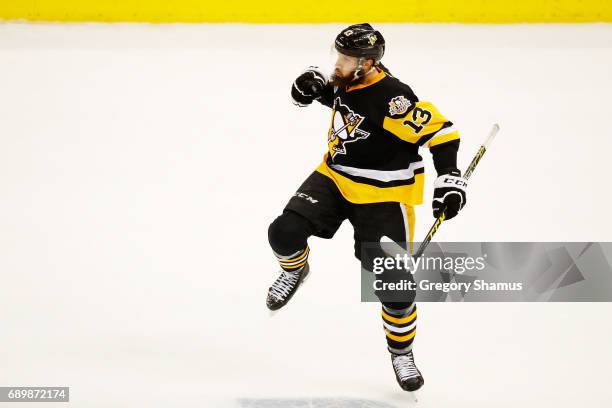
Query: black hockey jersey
[{"left": 314, "top": 69, "right": 459, "bottom": 206}]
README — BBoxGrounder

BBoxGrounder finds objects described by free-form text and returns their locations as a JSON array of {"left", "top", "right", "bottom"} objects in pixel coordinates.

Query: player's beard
[{"left": 331, "top": 69, "right": 363, "bottom": 89}]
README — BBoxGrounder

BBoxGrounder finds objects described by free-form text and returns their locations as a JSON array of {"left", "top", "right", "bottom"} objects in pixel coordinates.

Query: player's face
[
  {"left": 331, "top": 51, "right": 360, "bottom": 87},
  {"left": 334, "top": 52, "right": 359, "bottom": 79}
]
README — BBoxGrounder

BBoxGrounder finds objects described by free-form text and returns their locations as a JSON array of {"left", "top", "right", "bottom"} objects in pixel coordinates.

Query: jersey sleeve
[{"left": 382, "top": 100, "right": 460, "bottom": 148}]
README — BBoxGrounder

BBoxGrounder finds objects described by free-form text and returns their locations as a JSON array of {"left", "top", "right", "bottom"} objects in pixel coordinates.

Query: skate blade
[{"left": 408, "top": 390, "right": 419, "bottom": 403}]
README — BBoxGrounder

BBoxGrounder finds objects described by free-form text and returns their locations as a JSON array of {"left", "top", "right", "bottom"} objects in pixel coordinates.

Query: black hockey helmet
[{"left": 334, "top": 23, "right": 385, "bottom": 63}]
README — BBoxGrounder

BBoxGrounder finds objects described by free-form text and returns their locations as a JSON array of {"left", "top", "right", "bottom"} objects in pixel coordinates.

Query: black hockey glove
[
  {"left": 432, "top": 168, "right": 467, "bottom": 220},
  {"left": 291, "top": 66, "right": 328, "bottom": 107}
]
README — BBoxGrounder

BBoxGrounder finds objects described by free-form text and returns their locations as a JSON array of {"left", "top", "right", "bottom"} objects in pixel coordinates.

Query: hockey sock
[
  {"left": 382, "top": 303, "right": 417, "bottom": 355},
  {"left": 274, "top": 245, "right": 310, "bottom": 272}
]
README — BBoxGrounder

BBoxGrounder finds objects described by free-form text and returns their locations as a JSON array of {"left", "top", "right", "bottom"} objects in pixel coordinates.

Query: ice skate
[
  {"left": 391, "top": 351, "right": 424, "bottom": 392},
  {"left": 266, "top": 262, "right": 309, "bottom": 311}
]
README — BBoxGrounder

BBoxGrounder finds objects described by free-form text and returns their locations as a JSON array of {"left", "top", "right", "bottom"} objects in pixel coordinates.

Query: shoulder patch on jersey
[{"left": 388, "top": 95, "right": 412, "bottom": 116}]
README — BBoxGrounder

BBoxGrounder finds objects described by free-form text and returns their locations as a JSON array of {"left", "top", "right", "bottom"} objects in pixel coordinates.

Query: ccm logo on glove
[
  {"left": 441, "top": 177, "right": 467, "bottom": 187},
  {"left": 432, "top": 169, "right": 467, "bottom": 220}
]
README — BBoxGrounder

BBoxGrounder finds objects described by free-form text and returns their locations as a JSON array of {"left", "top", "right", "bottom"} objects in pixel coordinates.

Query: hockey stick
[{"left": 411, "top": 123, "right": 500, "bottom": 259}]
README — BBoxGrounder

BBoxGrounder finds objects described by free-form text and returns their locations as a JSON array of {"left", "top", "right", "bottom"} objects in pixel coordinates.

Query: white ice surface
[{"left": 0, "top": 22, "right": 611, "bottom": 407}]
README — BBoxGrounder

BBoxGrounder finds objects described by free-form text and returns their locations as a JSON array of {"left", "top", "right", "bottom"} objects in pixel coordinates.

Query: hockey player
[{"left": 266, "top": 23, "right": 467, "bottom": 392}]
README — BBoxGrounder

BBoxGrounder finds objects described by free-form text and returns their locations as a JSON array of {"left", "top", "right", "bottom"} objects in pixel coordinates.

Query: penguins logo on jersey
[{"left": 327, "top": 97, "right": 370, "bottom": 158}]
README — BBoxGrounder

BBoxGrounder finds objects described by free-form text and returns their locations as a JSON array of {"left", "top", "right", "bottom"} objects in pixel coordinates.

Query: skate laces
[
  {"left": 269, "top": 270, "right": 301, "bottom": 300},
  {"left": 393, "top": 353, "right": 420, "bottom": 380}
]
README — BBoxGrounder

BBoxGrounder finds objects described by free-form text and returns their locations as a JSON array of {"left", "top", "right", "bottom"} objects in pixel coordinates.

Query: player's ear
[{"left": 365, "top": 58, "right": 375, "bottom": 71}]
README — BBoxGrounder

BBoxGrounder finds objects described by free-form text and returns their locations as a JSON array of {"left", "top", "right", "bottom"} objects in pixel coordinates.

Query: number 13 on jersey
[{"left": 403, "top": 107, "right": 432, "bottom": 134}]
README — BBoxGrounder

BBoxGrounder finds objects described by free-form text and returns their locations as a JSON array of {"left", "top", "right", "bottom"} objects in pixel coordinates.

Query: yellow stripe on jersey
[
  {"left": 428, "top": 129, "right": 460, "bottom": 147},
  {"left": 316, "top": 160, "right": 425, "bottom": 206},
  {"left": 402, "top": 204, "right": 416, "bottom": 253},
  {"left": 383, "top": 101, "right": 448, "bottom": 145}
]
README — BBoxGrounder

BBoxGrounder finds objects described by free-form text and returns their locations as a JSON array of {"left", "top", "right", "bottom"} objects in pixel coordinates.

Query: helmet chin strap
[{"left": 352, "top": 57, "right": 376, "bottom": 82}]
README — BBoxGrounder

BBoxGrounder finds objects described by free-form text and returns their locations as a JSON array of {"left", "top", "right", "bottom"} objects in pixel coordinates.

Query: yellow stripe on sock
[
  {"left": 382, "top": 309, "right": 417, "bottom": 325},
  {"left": 279, "top": 246, "right": 309, "bottom": 263},
  {"left": 282, "top": 259, "right": 308, "bottom": 270},
  {"left": 385, "top": 329, "right": 416, "bottom": 342}
]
